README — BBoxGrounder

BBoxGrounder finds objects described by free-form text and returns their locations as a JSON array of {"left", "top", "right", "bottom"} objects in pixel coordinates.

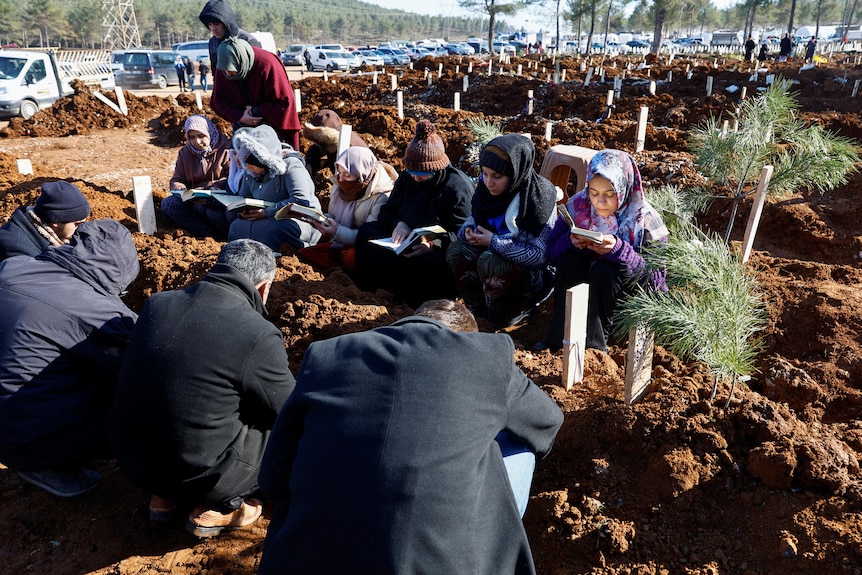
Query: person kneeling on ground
[
  {"left": 0, "top": 220, "right": 139, "bottom": 497},
  {"left": 301, "top": 109, "right": 369, "bottom": 177},
  {"left": 538, "top": 149, "right": 669, "bottom": 353},
  {"left": 447, "top": 134, "right": 557, "bottom": 329},
  {"left": 298, "top": 146, "right": 398, "bottom": 271},
  {"left": 353, "top": 119, "right": 474, "bottom": 308},
  {"left": 160, "top": 114, "right": 232, "bottom": 239},
  {"left": 227, "top": 124, "right": 322, "bottom": 251},
  {"left": 109, "top": 239, "right": 295, "bottom": 537},
  {"left": 0, "top": 180, "right": 90, "bottom": 262},
  {"left": 258, "top": 299, "right": 564, "bottom": 574}
]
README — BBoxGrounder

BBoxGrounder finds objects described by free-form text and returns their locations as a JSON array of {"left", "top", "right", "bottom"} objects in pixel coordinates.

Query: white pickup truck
[{"left": 0, "top": 49, "right": 114, "bottom": 119}]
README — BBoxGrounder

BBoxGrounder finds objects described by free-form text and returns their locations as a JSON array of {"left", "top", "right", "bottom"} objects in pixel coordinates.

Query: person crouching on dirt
[
  {"left": 227, "top": 124, "right": 322, "bottom": 251},
  {"left": 0, "top": 180, "right": 90, "bottom": 262},
  {"left": 301, "top": 108, "right": 369, "bottom": 177},
  {"left": 353, "top": 119, "right": 474, "bottom": 308},
  {"left": 160, "top": 114, "right": 232, "bottom": 239},
  {"left": 298, "top": 146, "right": 397, "bottom": 271},
  {"left": 446, "top": 134, "right": 557, "bottom": 330},
  {"left": 0, "top": 219, "right": 139, "bottom": 498},
  {"left": 109, "top": 239, "right": 295, "bottom": 537},
  {"left": 257, "top": 299, "right": 563, "bottom": 575},
  {"left": 537, "top": 149, "right": 669, "bottom": 353}
]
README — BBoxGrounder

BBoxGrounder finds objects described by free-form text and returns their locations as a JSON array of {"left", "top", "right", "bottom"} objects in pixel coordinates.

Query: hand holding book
[{"left": 556, "top": 204, "right": 604, "bottom": 245}]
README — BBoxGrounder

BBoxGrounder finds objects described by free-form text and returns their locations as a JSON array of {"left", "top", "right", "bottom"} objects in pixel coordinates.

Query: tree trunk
[
  {"left": 787, "top": 0, "right": 797, "bottom": 35},
  {"left": 488, "top": 11, "right": 496, "bottom": 56},
  {"left": 652, "top": 7, "right": 666, "bottom": 56}
]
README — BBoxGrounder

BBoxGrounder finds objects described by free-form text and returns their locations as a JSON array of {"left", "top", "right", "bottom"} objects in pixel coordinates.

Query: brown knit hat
[{"left": 402, "top": 120, "right": 449, "bottom": 172}]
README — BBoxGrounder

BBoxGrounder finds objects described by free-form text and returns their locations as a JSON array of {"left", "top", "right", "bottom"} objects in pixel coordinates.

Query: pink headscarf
[
  {"left": 335, "top": 146, "right": 378, "bottom": 183},
  {"left": 183, "top": 114, "right": 222, "bottom": 156}
]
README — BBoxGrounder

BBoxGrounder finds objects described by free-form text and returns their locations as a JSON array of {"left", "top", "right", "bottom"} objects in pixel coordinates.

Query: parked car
[
  {"left": 492, "top": 42, "right": 516, "bottom": 55},
  {"left": 172, "top": 41, "right": 210, "bottom": 65},
  {"left": 110, "top": 50, "right": 125, "bottom": 73},
  {"left": 117, "top": 50, "right": 180, "bottom": 89},
  {"left": 406, "top": 46, "right": 436, "bottom": 61},
  {"left": 444, "top": 42, "right": 474, "bottom": 55},
  {"left": 626, "top": 39, "right": 650, "bottom": 49},
  {"left": 308, "top": 49, "right": 352, "bottom": 72},
  {"left": 281, "top": 43, "right": 314, "bottom": 66},
  {"left": 354, "top": 50, "right": 384, "bottom": 67},
  {"left": 376, "top": 47, "right": 410, "bottom": 65}
]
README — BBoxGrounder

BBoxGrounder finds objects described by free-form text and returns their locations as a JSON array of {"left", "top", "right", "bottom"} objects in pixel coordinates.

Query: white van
[
  {"left": 308, "top": 49, "right": 352, "bottom": 72},
  {"left": 173, "top": 40, "right": 210, "bottom": 63}
]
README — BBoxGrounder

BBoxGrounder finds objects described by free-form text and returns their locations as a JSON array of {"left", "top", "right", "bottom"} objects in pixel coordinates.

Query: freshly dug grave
[{"left": 0, "top": 52, "right": 861, "bottom": 575}]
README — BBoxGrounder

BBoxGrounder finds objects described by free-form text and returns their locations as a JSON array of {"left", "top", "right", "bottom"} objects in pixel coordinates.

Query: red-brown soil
[{"left": 1, "top": 52, "right": 861, "bottom": 575}]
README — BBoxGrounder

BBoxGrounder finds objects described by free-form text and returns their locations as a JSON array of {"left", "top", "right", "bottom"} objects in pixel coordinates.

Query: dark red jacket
[{"left": 211, "top": 47, "right": 301, "bottom": 149}]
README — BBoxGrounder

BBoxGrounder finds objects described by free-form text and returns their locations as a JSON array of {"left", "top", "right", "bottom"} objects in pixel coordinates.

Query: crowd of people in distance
[{"left": 0, "top": 0, "right": 674, "bottom": 572}]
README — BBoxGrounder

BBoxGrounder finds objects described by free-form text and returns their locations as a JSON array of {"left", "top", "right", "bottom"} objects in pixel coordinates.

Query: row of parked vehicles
[{"left": 279, "top": 40, "right": 505, "bottom": 71}]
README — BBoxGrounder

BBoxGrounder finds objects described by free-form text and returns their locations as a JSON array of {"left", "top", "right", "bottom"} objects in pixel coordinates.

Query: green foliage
[
  {"left": 615, "top": 218, "right": 767, "bottom": 388},
  {"left": 464, "top": 116, "right": 503, "bottom": 146},
  {"left": 688, "top": 76, "right": 860, "bottom": 243}
]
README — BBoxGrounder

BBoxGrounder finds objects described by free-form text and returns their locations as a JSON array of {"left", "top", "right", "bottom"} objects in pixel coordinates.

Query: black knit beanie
[
  {"left": 34, "top": 181, "right": 91, "bottom": 223},
  {"left": 402, "top": 120, "right": 449, "bottom": 172}
]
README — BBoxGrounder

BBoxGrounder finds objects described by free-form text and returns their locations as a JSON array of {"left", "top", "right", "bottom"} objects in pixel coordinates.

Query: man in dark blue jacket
[
  {"left": 109, "top": 239, "right": 295, "bottom": 537},
  {"left": 0, "top": 219, "right": 139, "bottom": 497},
  {"left": 0, "top": 180, "right": 90, "bottom": 262},
  {"left": 258, "top": 300, "right": 564, "bottom": 575}
]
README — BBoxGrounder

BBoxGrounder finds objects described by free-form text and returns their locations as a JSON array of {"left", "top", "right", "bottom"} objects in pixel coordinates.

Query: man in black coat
[
  {"left": 109, "top": 239, "right": 295, "bottom": 537},
  {"left": 258, "top": 300, "right": 564, "bottom": 575},
  {"left": 0, "top": 180, "right": 90, "bottom": 262}
]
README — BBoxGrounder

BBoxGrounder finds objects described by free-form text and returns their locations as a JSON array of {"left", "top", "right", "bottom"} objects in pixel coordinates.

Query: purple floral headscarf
[{"left": 566, "top": 149, "right": 663, "bottom": 247}]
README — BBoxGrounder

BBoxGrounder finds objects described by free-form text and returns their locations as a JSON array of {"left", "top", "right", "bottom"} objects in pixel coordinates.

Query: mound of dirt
[{"left": 1, "top": 51, "right": 861, "bottom": 575}]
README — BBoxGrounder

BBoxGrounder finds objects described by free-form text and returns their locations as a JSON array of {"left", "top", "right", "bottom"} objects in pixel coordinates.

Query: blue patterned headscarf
[{"left": 566, "top": 149, "right": 667, "bottom": 247}]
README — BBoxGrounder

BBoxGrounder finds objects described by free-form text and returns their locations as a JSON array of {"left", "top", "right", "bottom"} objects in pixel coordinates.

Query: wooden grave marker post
[
  {"left": 740, "top": 165, "right": 774, "bottom": 263},
  {"left": 337, "top": 124, "right": 352, "bottom": 157},
  {"left": 131, "top": 176, "right": 157, "bottom": 235},
  {"left": 624, "top": 323, "right": 654, "bottom": 405},
  {"left": 16, "top": 159, "right": 33, "bottom": 175},
  {"left": 635, "top": 106, "right": 649, "bottom": 152},
  {"left": 562, "top": 283, "right": 590, "bottom": 390}
]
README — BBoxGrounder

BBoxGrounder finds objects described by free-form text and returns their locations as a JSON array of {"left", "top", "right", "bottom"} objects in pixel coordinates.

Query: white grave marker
[{"left": 131, "top": 176, "right": 157, "bottom": 236}]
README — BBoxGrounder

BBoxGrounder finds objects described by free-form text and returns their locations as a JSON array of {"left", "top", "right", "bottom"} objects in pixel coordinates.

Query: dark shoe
[
  {"left": 533, "top": 341, "right": 562, "bottom": 353},
  {"left": 149, "top": 494, "right": 180, "bottom": 523},
  {"left": 186, "top": 498, "right": 263, "bottom": 538},
  {"left": 18, "top": 468, "right": 100, "bottom": 497}
]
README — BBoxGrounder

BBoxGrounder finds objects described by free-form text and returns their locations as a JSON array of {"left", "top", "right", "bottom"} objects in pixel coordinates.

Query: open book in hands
[
  {"left": 556, "top": 204, "right": 604, "bottom": 244},
  {"left": 274, "top": 203, "right": 328, "bottom": 225},
  {"left": 209, "top": 194, "right": 274, "bottom": 213},
  {"left": 369, "top": 224, "right": 448, "bottom": 255},
  {"left": 172, "top": 188, "right": 220, "bottom": 202}
]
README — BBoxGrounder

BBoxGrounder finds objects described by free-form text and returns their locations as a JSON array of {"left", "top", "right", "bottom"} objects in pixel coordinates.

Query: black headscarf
[{"left": 471, "top": 134, "right": 556, "bottom": 236}]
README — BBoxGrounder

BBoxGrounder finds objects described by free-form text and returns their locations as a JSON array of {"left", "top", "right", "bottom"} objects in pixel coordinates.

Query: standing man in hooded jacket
[
  {"left": 0, "top": 219, "right": 139, "bottom": 498},
  {"left": 198, "top": 0, "right": 261, "bottom": 71}
]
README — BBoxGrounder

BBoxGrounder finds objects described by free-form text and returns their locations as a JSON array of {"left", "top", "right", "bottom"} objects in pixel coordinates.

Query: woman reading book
[
  {"left": 160, "top": 114, "right": 232, "bottom": 238},
  {"left": 297, "top": 146, "right": 397, "bottom": 271},
  {"left": 537, "top": 149, "right": 669, "bottom": 353},
  {"left": 446, "top": 134, "right": 557, "bottom": 329},
  {"left": 228, "top": 124, "right": 321, "bottom": 251},
  {"left": 354, "top": 120, "right": 473, "bottom": 308}
]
